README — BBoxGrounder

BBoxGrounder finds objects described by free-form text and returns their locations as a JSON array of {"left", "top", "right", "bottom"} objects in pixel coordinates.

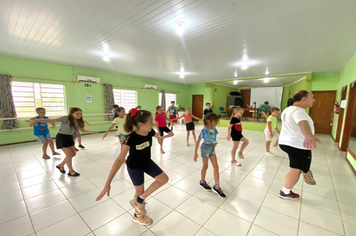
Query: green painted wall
[
  {"left": 0, "top": 55, "right": 191, "bottom": 145},
  {"left": 311, "top": 74, "right": 339, "bottom": 91},
  {"left": 190, "top": 84, "right": 212, "bottom": 109},
  {"left": 211, "top": 84, "right": 238, "bottom": 112}
]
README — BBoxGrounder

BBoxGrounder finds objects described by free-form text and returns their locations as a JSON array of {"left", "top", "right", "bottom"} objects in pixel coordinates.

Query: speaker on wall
[{"left": 234, "top": 97, "right": 244, "bottom": 107}]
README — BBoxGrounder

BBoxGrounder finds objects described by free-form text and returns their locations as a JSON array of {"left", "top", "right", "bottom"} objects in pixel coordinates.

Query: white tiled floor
[{"left": 0, "top": 123, "right": 355, "bottom": 236}]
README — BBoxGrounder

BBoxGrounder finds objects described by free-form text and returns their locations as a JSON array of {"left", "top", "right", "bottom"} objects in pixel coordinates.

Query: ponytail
[{"left": 124, "top": 109, "right": 152, "bottom": 133}]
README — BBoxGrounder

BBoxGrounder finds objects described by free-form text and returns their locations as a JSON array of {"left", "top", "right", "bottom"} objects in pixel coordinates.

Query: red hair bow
[{"left": 129, "top": 107, "right": 138, "bottom": 116}]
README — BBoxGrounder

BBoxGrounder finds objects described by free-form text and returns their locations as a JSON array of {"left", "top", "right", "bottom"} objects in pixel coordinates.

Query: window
[
  {"left": 11, "top": 81, "right": 66, "bottom": 117},
  {"left": 159, "top": 93, "right": 176, "bottom": 110},
  {"left": 113, "top": 89, "right": 137, "bottom": 111}
]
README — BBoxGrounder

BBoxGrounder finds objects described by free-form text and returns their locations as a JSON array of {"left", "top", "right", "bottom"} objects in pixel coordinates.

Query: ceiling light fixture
[
  {"left": 233, "top": 80, "right": 238, "bottom": 85},
  {"left": 265, "top": 69, "right": 269, "bottom": 75},
  {"left": 176, "top": 21, "right": 185, "bottom": 36},
  {"left": 103, "top": 56, "right": 110, "bottom": 62},
  {"left": 179, "top": 66, "right": 185, "bottom": 79},
  {"left": 234, "top": 71, "right": 238, "bottom": 77},
  {"left": 241, "top": 64, "right": 248, "bottom": 70},
  {"left": 264, "top": 78, "right": 269, "bottom": 83}
]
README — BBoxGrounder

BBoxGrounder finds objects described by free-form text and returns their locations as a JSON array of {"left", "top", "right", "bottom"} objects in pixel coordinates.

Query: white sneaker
[
  {"left": 235, "top": 162, "right": 242, "bottom": 166},
  {"left": 265, "top": 151, "right": 275, "bottom": 156}
]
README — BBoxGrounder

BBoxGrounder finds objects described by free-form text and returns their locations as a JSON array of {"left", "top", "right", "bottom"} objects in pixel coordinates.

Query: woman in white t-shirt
[{"left": 278, "top": 90, "right": 321, "bottom": 200}]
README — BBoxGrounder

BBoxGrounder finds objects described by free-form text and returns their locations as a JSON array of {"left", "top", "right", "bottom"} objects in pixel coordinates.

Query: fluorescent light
[
  {"left": 234, "top": 71, "right": 238, "bottom": 77},
  {"left": 233, "top": 80, "right": 238, "bottom": 85},
  {"left": 103, "top": 56, "right": 110, "bottom": 62},
  {"left": 241, "top": 64, "right": 248, "bottom": 70},
  {"left": 180, "top": 73, "right": 185, "bottom": 79},
  {"left": 264, "top": 78, "right": 269, "bottom": 83},
  {"left": 179, "top": 65, "right": 185, "bottom": 78},
  {"left": 265, "top": 69, "right": 269, "bottom": 75},
  {"left": 176, "top": 21, "right": 185, "bottom": 36}
]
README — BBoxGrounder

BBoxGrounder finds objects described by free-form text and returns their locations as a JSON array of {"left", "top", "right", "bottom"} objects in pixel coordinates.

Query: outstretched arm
[
  {"left": 27, "top": 118, "right": 61, "bottom": 126},
  {"left": 96, "top": 145, "right": 129, "bottom": 201},
  {"left": 191, "top": 115, "right": 202, "bottom": 121},
  {"left": 102, "top": 123, "right": 116, "bottom": 140}
]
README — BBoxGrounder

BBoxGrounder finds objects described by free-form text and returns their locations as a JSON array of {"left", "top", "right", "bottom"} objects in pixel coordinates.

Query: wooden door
[
  {"left": 309, "top": 91, "right": 336, "bottom": 134},
  {"left": 341, "top": 81, "right": 356, "bottom": 151},
  {"left": 192, "top": 95, "right": 203, "bottom": 120},
  {"left": 335, "top": 86, "right": 347, "bottom": 142},
  {"left": 240, "top": 90, "right": 251, "bottom": 117}
]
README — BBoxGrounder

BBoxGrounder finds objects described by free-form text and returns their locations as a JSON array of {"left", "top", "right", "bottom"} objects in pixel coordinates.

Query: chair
[{"left": 219, "top": 107, "right": 226, "bottom": 117}]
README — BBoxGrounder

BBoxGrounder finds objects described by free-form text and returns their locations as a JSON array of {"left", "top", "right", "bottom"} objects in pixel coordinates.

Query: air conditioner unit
[
  {"left": 143, "top": 84, "right": 158, "bottom": 90},
  {"left": 77, "top": 75, "right": 100, "bottom": 83}
]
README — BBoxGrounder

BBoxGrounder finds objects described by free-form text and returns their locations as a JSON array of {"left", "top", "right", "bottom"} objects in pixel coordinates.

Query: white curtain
[{"left": 250, "top": 87, "right": 283, "bottom": 109}]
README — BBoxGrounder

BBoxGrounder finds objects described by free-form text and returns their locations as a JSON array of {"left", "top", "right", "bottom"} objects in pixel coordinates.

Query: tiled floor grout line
[{"left": 322, "top": 147, "right": 347, "bottom": 236}]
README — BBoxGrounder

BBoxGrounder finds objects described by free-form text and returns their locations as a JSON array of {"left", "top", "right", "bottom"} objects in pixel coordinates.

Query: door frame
[
  {"left": 192, "top": 94, "right": 204, "bottom": 120},
  {"left": 335, "top": 86, "right": 347, "bottom": 143}
]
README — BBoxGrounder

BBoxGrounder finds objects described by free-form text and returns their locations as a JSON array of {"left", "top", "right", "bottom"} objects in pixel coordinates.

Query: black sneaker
[
  {"left": 75, "top": 148, "right": 79, "bottom": 151},
  {"left": 79, "top": 144, "right": 85, "bottom": 149},
  {"left": 278, "top": 190, "right": 300, "bottom": 200},
  {"left": 213, "top": 187, "right": 226, "bottom": 198},
  {"left": 200, "top": 182, "right": 212, "bottom": 190}
]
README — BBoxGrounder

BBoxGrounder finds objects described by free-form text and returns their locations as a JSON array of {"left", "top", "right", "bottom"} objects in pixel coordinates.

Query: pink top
[
  {"left": 155, "top": 112, "right": 167, "bottom": 127},
  {"left": 182, "top": 113, "right": 193, "bottom": 123}
]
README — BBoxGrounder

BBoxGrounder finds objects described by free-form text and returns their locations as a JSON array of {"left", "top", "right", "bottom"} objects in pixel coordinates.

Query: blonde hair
[
  {"left": 185, "top": 107, "right": 191, "bottom": 112},
  {"left": 231, "top": 106, "right": 244, "bottom": 119}
]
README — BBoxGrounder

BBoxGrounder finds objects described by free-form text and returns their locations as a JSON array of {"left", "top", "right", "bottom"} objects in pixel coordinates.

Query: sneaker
[
  {"left": 130, "top": 199, "right": 147, "bottom": 215},
  {"left": 132, "top": 213, "right": 153, "bottom": 226},
  {"left": 265, "top": 151, "right": 275, "bottom": 156},
  {"left": 302, "top": 170, "right": 316, "bottom": 185},
  {"left": 238, "top": 153, "right": 244, "bottom": 159},
  {"left": 75, "top": 148, "right": 79, "bottom": 151},
  {"left": 200, "top": 182, "right": 212, "bottom": 190},
  {"left": 278, "top": 190, "right": 300, "bottom": 199},
  {"left": 79, "top": 144, "right": 85, "bottom": 149},
  {"left": 212, "top": 187, "right": 226, "bottom": 198}
]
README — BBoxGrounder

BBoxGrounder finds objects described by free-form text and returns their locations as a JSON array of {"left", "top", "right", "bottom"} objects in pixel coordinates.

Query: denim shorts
[
  {"left": 118, "top": 134, "right": 129, "bottom": 140},
  {"left": 35, "top": 133, "right": 52, "bottom": 142},
  {"left": 200, "top": 143, "right": 216, "bottom": 158}
]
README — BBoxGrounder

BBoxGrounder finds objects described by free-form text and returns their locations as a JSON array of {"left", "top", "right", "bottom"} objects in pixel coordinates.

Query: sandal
[
  {"left": 52, "top": 152, "right": 61, "bottom": 156},
  {"left": 68, "top": 171, "right": 80, "bottom": 177},
  {"left": 42, "top": 155, "right": 50, "bottom": 159},
  {"left": 56, "top": 165, "right": 66, "bottom": 174}
]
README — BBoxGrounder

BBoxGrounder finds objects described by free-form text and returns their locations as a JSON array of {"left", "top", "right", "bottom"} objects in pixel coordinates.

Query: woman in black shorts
[{"left": 226, "top": 107, "right": 249, "bottom": 166}]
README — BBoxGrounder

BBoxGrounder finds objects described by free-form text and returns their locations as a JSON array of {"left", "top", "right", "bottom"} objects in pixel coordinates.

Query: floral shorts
[{"left": 200, "top": 143, "right": 216, "bottom": 158}]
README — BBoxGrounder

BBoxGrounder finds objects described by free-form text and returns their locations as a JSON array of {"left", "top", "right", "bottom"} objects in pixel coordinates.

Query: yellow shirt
[
  {"left": 113, "top": 117, "right": 129, "bottom": 135},
  {"left": 267, "top": 115, "right": 277, "bottom": 129}
]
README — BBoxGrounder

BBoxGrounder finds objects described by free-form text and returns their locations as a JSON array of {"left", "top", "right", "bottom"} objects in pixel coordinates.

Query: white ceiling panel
[{"left": 0, "top": 0, "right": 356, "bottom": 84}]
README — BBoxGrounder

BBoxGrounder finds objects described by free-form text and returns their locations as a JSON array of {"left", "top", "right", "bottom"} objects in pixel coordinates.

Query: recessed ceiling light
[
  {"left": 264, "top": 78, "right": 269, "bottom": 83},
  {"left": 103, "top": 56, "right": 110, "bottom": 62},
  {"left": 233, "top": 80, "right": 238, "bottom": 85},
  {"left": 265, "top": 69, "right": 269, "bottom": 75},
  {"left": 234, "top": 71, "right": 238, "bottom": 77},
  {"left": 176, "top": 21, "right": 185, "bottom": 36},
  {"left": 179, "top": 65, "right": 185, "bottom": 78}
]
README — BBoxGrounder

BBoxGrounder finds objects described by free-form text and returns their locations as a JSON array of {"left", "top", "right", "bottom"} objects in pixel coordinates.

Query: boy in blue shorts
[{"left": 30, "top": 107, "right": 60, "bottom": 159}]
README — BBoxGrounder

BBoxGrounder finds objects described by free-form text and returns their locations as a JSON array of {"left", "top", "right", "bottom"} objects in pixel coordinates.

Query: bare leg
[
  {"left": 42, "top": 141, "right": 49, "bottom": 157},
  {"left": 186, "top": 131, "right": 190, "bottom": 143},
  {"left": 59, "top": 146, "right": 77, "bottom": 173},
  {"left": 78, "top": 136, "right": 82, "bottom": 145},
  {"left": 273, "top": 138, "right": 279, "bottom": 147},
  {"left": 209, "top": 155, "right": 220, "bottom": 185},
  {"left": 231, "top": 141, "right": 239, "bottom": 162},
  {"left": 238, "top": 137, "right": 249, "bottom": 154},
  {"left": 192, "top": 130, "right": 197, "bottom": 143},
  {"left": 140, "top": 172, "right": 169, "bottom": 199},
  {"left": 284, "top": 168, "right": 301, "bottom": 189},
  {"left": 266, "top": 141, "right": 272, "bottom": 152},
  {"left": 47, "top": 139, "right": 56, "bottom": 154},
  {"left": 201, "top": 158, "right": 209, "bottom": 181}
]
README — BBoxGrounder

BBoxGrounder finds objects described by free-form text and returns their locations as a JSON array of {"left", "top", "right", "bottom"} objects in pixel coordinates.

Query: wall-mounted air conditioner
[
  {"left": 144, "top": 84, "right": 158, "bottom": 90},
  {"left": 77, "top": 75, "right": 100, "bottom": 83}
]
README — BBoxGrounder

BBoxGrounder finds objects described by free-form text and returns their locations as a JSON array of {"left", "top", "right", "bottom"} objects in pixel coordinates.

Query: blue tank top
[{"left": 33, "top": 116, "right": 49, "bottom": 135}]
